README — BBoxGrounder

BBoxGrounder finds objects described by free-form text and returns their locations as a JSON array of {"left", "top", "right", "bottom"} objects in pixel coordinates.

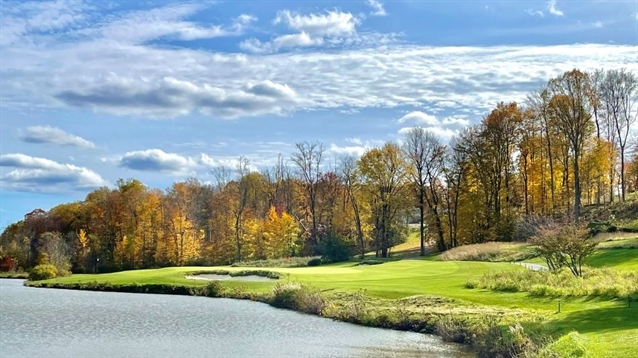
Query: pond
[{"left": 0, "top": 279, "right": 473, "bottom": 358}]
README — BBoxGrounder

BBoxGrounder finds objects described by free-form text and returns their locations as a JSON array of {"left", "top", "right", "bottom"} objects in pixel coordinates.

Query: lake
[{"left": 0, "top": 279, "right": 472, "bottom": 357}]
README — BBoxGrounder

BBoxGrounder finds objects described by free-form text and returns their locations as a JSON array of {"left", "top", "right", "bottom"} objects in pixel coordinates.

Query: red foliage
[{"left": 0, "top": 256, "right": 18, "bottom": 272}]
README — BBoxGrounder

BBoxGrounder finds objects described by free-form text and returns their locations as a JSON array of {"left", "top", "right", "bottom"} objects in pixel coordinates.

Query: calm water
[{"left": 0, "top": 279, "right": 472, "bottom": 358}]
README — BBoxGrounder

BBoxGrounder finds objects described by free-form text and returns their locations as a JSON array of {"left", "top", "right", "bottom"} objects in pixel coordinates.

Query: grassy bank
[
  {"left": 0, "top": 271, "right": 29, "bottom": 279},
  {"left": 28, "top": 254, "right": 638, "bottom": 358}
]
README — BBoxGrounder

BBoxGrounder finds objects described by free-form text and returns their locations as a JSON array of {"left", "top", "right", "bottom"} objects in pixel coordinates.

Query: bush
[
  {"left": 318, "top": 233, "right": 354, "bottom": 263},
  {"left": 307, "top": 258, "right": 322, "bottom": 266},
  {"left": 270, "top": 282, "right": 325, "bottom": 315},
  {"left": 232, "top": 256, "right": 315, "bottom": 268},
  {"left": 29, "top": 264, "right": 58, "bottom": 281},
  {"left": 537, "top": 332, "right": 593, "bottom": 358},
  {"left": 354, "top": 259, "right": 385, "bottom": 266},
  {"left": 473, "top": 267, "right": 638, "bottom": 299}
]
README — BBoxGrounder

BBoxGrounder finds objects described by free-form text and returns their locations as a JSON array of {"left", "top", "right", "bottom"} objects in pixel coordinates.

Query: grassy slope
[{"left": 44, "top": 252, "right": 637, "bottom": 357}]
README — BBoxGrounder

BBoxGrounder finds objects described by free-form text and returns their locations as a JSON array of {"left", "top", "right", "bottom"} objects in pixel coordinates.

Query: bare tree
[
  {"left": 444, "top": 135, "right": 469, "bottom": 248},
  {"left": 291, "top": 141, "right": 325, "bottom": 246},
  {"left": 548, "top": 69, "right": 595, "bottom": 222},
  {"left": 338, "top": 155, "right": 365, "bottom": 258},
  {"left": 403, "top": 127, "right": 446, "bottom": 254},
  {"left": 600, "top": 68, "right": 638, "bottom": 202},
  {"left": 232, "top": 156, "right": 250, "bottom": 261}
]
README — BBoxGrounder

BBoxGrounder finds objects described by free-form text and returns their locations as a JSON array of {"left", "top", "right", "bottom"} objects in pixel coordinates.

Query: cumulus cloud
[
  {"left": 238, "top": 8, "right": 391, "bottom": 54},
  {"left": 18, "top": 126, "right": 95, "bottom": 148},
  {"left": 547, "top": 0, "right": 564, "bottom": 17},
  {"left": 0, "top": 153, "right": 107, "bottom": 193},
  {"left": 366, "top": 0, "right": 387, "bottom": 17},
  {"left": 119, "top": 149, "right": 197, "bottom": 173},
  {"left": 398, "top": 126, "right": 458, "bottom": 140},
  {"left": 327, "top": 139, "right": 385, "bottom": 158},
  {"left": 273, "top": 10, "right": 360, "bottom": 36},
  {"left": 55, "top": 75, "right": 298, "bottom": 119},
  {"left": 117, "top": 149, "right": 263, "bottom": 175},
  {"left": 397, "top": 111, "right": 439, "bottom": 126}
]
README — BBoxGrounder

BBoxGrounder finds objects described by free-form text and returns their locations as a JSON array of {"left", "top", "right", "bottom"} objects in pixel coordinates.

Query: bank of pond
[{"left": 1, "top": 279, "right": 471, "bottom": 358}]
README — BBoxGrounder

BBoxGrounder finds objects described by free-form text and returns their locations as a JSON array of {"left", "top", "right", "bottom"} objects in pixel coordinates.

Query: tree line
[{"left": 1, "top": 68, "right": 637, "bottom": 274}]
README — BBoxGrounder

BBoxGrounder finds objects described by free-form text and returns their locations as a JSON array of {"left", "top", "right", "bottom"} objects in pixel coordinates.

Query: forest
[{"left": 1, "top": 68, "right": 637, "bottom": 275}]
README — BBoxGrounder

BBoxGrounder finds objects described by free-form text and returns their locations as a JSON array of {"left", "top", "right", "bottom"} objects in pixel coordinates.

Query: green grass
[{"left": 39, "top": 256, "right": 637, "bottom": 357}]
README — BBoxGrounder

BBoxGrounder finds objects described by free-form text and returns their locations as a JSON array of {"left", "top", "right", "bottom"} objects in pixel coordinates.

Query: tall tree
[
  {"left": 291, "top": 141, "right": 325, "bottom": 248},
  {"left": 232, "top": 156, "right": 251, "bottom": 262},
  {"left": 338, "top": 155, "right": 365, "bottom": 258},
  {"left": 600, "top": 68, "right": 638, "bottom": 202},
  {"left": 403, "top": 127, "right": 447, "bottom": 253},
  {"left": 358, "top": 142, "right": 410, "bottom": 258},
  {"left": 548, "top": 69, "right": 595, "bottom": 222}
]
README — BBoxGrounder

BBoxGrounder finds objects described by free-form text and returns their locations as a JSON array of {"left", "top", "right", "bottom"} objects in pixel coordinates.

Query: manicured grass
[
  {"left": 39, "top": 258, "right": 637, "bottom": 357},
  {"left": 586, "top": 249, "right": 638, "bottom": 271}
]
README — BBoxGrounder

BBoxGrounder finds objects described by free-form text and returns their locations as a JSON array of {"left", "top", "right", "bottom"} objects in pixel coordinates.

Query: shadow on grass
[
  {"left": 555, "top": 305, "right": 638, "bottom": 334},
  {"left": 586, "top": 250, "right": 638, "bottom": 268}
]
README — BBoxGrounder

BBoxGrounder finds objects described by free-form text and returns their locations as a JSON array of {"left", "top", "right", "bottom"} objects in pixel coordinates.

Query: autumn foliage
[{"left": 0, "top": 67, "right": 636, "bottom": 273}]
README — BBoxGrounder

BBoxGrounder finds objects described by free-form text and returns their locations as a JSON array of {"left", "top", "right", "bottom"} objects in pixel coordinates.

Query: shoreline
[{"left": 24, "top": 276, "right": 550, "bottom": 357}]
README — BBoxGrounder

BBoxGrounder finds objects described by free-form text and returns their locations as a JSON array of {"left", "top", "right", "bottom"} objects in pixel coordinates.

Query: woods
[{"left": 1, "top": 68, "right": 637, "bottom": 274}]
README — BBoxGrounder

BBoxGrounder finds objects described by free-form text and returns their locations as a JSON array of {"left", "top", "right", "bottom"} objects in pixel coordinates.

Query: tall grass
[
  {"left": 440, "top": 242, "right": 537, "bottom": 262},
  {"left": 231, "top": 257, "right": 318, "bottom": 268},
  {"left": 470, "top": 267, "right": 638, "bottom": 299}
]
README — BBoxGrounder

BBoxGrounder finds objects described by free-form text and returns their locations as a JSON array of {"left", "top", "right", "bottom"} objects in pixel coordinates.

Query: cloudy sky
[{"left": 1, "top": 0, "right": 637, "bottom": 228}]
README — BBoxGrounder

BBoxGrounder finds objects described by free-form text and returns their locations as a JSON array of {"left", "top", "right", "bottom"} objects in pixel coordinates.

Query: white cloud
[
  {"left": 397, "top": 111, "right": 439, "bottom": 126},
  {"left": 18, "top": 125, "right": 95, "bottom": 148},
  {"left": 273, "top": 32, "right": 325, "bottom": 49},
  {"left": 274, "top": 10, "right": 360, "bottom": 37},
  {"left": 54, "top": 75, "right": 298, "bottom": 119},
  {"left": 525, "top": 9, "right": 544, "bottom": 17},
  {"left": 1, "top": 3, "right": 636, "bottom": 122},
  {"left": 398, "top": 126, "right": 458, "bottom": 140},
  {"left": 119, "top": 149, "right": 197, "bottom": 174},
  {"left": 366, "top": 0, "right": 387, "bottom": 17},
  {"left": 0, "top": 153, "right": 107, "bottom": 193},
  {"left": 547, "top": 0, "right": 564, "bottom": 17},
  {"left": 327, "top": 139, "right": 385, "bottom": 158},
  {"left": 345, "top": 137, "right": 363, "bottom": 145},
  {"left": 118, "top": 150, "right": 262, "bottom": 175}
]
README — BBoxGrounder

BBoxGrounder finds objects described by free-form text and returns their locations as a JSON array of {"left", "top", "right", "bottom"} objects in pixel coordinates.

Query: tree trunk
[
  {"left": 620, "top": 146, "right": 626, "bottom": 202},
  {"left": 573, "top": 149, "right": 581, "bottom": 222},
  {"left": 419, "top": 191, "right": 426, "bottom": 256}
]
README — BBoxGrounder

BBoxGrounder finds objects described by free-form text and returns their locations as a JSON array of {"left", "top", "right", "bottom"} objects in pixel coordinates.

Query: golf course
[{"left": 28, "top": 232, "right": 638, "bottom": 358}]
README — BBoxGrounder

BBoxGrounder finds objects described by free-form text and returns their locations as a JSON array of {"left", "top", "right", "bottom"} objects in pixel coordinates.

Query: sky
[{"left": 1, "top": 0, "right": 637, "bottom": 229}]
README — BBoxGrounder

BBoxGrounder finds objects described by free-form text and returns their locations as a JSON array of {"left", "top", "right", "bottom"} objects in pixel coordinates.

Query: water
[{"left": 0, "top": 279, "right": 473, "bottom": 358}]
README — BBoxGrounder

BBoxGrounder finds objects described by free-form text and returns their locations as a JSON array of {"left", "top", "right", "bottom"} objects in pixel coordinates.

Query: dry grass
[{"left": 439, "top": 242, "right": 537, "bottom": 262}]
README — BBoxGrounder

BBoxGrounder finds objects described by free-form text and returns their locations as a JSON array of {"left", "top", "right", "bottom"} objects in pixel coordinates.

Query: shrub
[
  {"left": 232, "top": 256, "right": 316, "bottom": 268},
  {"left": 204, "top": 281, "right": 222, "bottom": 297},
  {"left": 537, "top": 332, "right": 593, "bottom": 358},
  {"left": 270, "top": 282, "right": 325, "bottom": 315},
  {"left": 532, "top": 223, "right": 598, "bottom": 276},
  {"left": 465, "top": 280, "right": 479, "bottom": 289},
  {"left": 29, "top": 264, "right": 58, "bottom": 281},
  {"left": 307, "top": 258, "right": 322, "bottom": 266},
  {"left": 354, "top": 259, "right": 385, "bottom": 266},
  {"left": 318, "top": 233, "right": 353, "bottom": 263}
]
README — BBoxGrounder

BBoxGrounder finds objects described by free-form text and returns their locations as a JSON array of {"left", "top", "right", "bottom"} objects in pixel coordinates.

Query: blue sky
[{"left": 1, "top": 0, "right": 637, "bottom": 229}]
